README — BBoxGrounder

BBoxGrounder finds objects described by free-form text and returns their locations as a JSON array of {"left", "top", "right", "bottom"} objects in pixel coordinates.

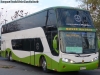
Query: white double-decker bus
[{"left": 0, "top": 6, "right": 99, "bottom": 72}]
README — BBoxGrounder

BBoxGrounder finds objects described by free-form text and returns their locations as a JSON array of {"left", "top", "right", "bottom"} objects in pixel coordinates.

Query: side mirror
[
  {"left": 53, "top": 39, "right": 57, "bottom": 49},
  {"left": 53, "top": 35, "right": 59, "bottom": 53}
]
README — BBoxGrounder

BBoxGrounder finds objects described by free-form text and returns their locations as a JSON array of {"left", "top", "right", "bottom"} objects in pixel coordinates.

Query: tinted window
[
  {"left": 11, "top": 38, "right": 43, "bottom": 52},
  {"left": 30, "top": 39, "right": 34, "bottom": 51},
  {"left": 12, "top": 39, "right": 23, "bottom": 50},
  {"left": 2, "top": 25, "right": 7, "bottom": 33},
  {"left": 47, "top": 9, "right": 57, "bottom": 26},
  {"left": 18, "top": 11, "right": 47, "bottom": 30},
  {"left": 34, "top": 38, "right": 43, "bottom": 52},
  {"left": 22, "top": 39, "right": 31, "bottom": 51},
  {"left": 2, "top": 11, "right": 47, "bottom": 34},
  {"left": 57, "top": 8, "right": 94, "bottom": 28}
]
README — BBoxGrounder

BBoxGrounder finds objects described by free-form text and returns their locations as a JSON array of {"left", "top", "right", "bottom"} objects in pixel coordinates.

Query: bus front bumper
[{"left": 58, "top": 60, "right": 98, "bottom": 72}]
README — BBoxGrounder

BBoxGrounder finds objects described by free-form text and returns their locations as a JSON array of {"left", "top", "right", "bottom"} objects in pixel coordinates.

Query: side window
[
  {"left": 12, "top": 39, "right": 23, "bottom": 50},
  {"left": 34, "top": 38, "right": 43, "bottom": 52},
  {"left": 18, "top": 11, "right": 47, "bottom": 30},
  {"left": 11, "top": 40, "right": 15, "bottom": 49},
  {"left": 33, "top": 11, "right": 47, "bottom": 27},
  {"left": 30, "top": 39, "right": 35, "bottom": 51},
  {"left": 47, "top": 9, "right": 57, "bottom": 26},
  {"left": 2, "top": 25, "right": 7, "bottom": 34},
  {"left": 22, "top": 39, "right": 30, "bottom": 51},
  {"left": 7, "top": 22, "right": 20, "bottom": 32},
  {"left": 12, "top": 39, "right": 31, "bottom": 51}
]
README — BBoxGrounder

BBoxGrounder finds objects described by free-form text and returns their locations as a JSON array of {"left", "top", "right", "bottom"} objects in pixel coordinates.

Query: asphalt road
[{"left": 0, "top": 57, "right": 100, "bottom": 75}]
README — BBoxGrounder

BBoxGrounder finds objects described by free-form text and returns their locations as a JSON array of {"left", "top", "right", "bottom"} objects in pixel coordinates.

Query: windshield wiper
[{"left": 75, "top": 54, "right": 91, "bottom": 57}]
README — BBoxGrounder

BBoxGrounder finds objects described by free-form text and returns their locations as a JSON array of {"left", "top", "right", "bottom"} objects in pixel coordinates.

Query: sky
[{"left": 0, "top": 0, "right": 80, "bottom": 25}]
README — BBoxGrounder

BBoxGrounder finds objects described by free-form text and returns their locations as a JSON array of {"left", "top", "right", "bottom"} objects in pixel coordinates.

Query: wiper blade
[{"left": 75, "top": 54, "right": 91, "bottom": 57}]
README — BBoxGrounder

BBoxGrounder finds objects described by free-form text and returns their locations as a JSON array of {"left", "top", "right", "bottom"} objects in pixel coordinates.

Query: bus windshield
[
  {"left": 60, "top": 32, "right": 96, "bottom": 54},
  {"left": 57, "top": 8, "right": 94, "bottom": 27}
]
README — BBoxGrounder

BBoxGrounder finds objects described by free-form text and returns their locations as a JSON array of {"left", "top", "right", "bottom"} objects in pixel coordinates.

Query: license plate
[{"left": 80, "top": 67, "right": 86, "bottom": 70}]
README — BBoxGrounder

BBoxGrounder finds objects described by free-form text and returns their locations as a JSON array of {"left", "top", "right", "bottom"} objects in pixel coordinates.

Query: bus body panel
[{"left": 61, "top": 52, "right": 98, "bottom": 63}]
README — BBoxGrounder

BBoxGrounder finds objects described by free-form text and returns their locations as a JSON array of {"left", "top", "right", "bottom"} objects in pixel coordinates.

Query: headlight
[
  {"left": 93, "top": 57, "right": 98, "bottom": 61},
  {"left": 62, "top": 58, "right": 75, "bottom": 63},
  {"left": 62, "top": 58, "right": 69, "bottom": 62},
  {"left": 90, "top": 57, "right": 98, "bottom": 62}
]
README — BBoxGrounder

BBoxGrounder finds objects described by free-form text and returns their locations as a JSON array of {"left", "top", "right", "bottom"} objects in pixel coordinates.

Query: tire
[
  {"left": 41, "top": 57, "right": 50, "bottom": 72},
  {"left": 6, "top": 52, "right": 9, "bottom": 59},
  {"left": 9, "top": 52, "right": 13, "bottom": 61}
]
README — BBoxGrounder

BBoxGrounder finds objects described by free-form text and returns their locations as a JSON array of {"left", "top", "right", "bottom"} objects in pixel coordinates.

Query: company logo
[
  {"left": 0, "top": 0, "right": 39, "bottom": 3},
  {"left": 74, "top": 15, "right": 81, "bottom": 22}
]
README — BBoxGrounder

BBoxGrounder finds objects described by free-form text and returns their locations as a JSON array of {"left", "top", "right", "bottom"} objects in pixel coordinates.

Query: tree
[
  {"left": 0, "top": 9, "right": 29, "bottom": 26},
  {"left": 11, "top": 10, "right": 28, "bottom": 20},
  {"left": 77, "top": 0, "right": 100, "bottom": 36}
]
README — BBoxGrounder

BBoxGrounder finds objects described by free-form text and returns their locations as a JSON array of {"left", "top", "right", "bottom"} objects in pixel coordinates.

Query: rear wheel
[
  {"left": 6, "top": 52, "right": 9, "bottom": 59},
  {"left": 9, "top": 52, "right": 13, "bottom": 61}
]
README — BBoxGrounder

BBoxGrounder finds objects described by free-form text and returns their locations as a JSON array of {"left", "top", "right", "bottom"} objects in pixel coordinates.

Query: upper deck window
[{"left": 57, "top": 8, "right": 94, "bottom": 28}]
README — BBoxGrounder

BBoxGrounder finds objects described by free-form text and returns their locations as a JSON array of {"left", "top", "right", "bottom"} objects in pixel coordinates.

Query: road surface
[{"left": 0, "top": 57, "right": 100, "bottom": 75}]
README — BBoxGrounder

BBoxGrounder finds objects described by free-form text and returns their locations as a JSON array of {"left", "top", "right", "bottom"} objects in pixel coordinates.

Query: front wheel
[{"left": 41, "top": 57, "right": 50, "bottom": 72}]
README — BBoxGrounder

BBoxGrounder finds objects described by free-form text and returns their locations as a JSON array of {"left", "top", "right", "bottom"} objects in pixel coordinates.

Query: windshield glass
[
  {"left": 57, "top": 8, "right": 94, "bottom": 27},
  {"left": 60, "top": 32, "right": 96, "bottom": 54}
]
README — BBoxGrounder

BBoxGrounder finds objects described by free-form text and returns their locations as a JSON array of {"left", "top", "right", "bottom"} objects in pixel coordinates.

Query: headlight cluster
[
  {"left": 62, "top": 58, "right": 75, "bottom": 63},
  {"left": 90, "top": 57, "right": 98, "bottom": 62}
]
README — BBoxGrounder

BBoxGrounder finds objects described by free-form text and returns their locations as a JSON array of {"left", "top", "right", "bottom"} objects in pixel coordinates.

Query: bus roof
[
  {"left": 49, "top": 6, "right": 88, "bottom": 11},
  {"left": 1, "top": 6, "right": 88, "bottom": 27}
]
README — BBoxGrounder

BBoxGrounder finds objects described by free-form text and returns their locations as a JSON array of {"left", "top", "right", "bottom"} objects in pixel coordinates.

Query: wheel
[
  {"left": 41, "top": 57, "right": 50, "bottom": 72},
  {"left": 6, "top": 52, "right": 9, "bottom": 59},
  {"left": 9, "top": 52, "right": 13, "bottom": 61}
]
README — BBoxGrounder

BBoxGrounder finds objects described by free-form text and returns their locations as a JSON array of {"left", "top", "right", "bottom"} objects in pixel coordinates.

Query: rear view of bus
[{"left": 56, "top": 7, "right": 98, "bottom": 72}]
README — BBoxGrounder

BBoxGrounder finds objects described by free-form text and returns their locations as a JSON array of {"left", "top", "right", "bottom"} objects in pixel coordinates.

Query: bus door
[
  {"left": 35, "top": 38, "right": 43, "bottom": 66},
  {"left": 30, "top": 39, "right": 35, "bottom": 65},
  {"left": 51, "top": 31, "right": 59, "bottom": 70},
  {"left": 47, "top": 30, "right": 59, "bottom": 70},
  {"left": 30, "top": 38, "right": 43, "bottom": 66}
]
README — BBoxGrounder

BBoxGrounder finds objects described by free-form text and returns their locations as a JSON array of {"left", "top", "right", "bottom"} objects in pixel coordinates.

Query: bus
[{"left": 0, "top": 6, "right": 99, "bottom": 72}]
